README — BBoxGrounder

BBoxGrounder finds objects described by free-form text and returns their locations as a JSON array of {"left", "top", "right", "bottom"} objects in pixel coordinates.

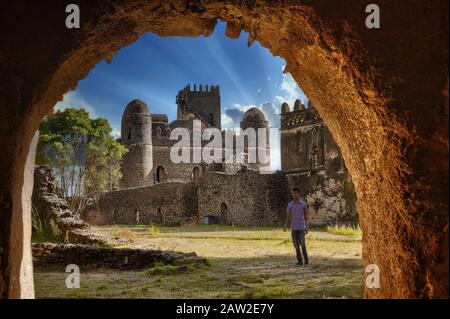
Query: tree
[{"left": 36, "top": 108, "right": 127, "bottom": 214}]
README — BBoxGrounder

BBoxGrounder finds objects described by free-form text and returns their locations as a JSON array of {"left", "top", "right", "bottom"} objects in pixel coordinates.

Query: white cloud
[
  {"left": 111, "top": 128, "right": 121, "bottom": 139},
  {"left": 274, "top": 65, "right": 308, "bottom": 108},
  {"left": 54, "top": 91, "right": 98, "bottom": 118}
]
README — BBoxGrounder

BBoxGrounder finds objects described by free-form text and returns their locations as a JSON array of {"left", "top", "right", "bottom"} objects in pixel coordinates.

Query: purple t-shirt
[{"left": 288, "top": 200, "right": 308, "bottom": 230}]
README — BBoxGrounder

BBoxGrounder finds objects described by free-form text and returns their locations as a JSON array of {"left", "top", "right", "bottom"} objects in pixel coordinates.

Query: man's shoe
[{"left": 296, "top": 261, "right": 303, "bottom": 266}]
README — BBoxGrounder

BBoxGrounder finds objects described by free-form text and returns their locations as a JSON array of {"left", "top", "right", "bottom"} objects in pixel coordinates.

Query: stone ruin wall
[
  {"left": 151, "top": 145, "right": 207, "bottom": 184},
  {"left": 84, "top": 182, "right": 198, "bottom": 226},
  {"left": 197, "top": 170, "right": 288, "bottom": 226},
  {"left": 284, "top": 169, "right": 358, "bottom": 225},
  {"left": 32, "top": 166, "right": 109, "bottom": 246},
  {"left": 281, "top": 104, "right": 358, "bottom": 225},
  {"left": 32, "top": 243, "right": 205, "bottom": 270}
]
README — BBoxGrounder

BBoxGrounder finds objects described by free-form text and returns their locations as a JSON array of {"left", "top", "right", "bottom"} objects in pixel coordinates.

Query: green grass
[
  {"left": 145, "top": 261, "right": 200, "bottom": 275},
  {"left": 34, "top": 224, "right": 363, "bottom": 299},
  {"left": 31, "top": 227, "right": 59, "bottom": 243},
  {"left": 326, "top": 224, "right": 362, "bottom": 237}
]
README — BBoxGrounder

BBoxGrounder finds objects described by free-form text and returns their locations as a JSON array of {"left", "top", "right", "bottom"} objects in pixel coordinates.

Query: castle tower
[
  {"left": 240, "top": 107, "right": 271, "bottom": 171},
  {"left": 120, "top": 99, "right": 153, "bottom": 188},
  {"left": 176, "top": 84, "right": 221, "bottom": 129}
]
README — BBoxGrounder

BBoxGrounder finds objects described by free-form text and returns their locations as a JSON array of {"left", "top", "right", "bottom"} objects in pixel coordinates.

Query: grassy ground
[{"left": 34, "top": 224, "right": 363, "bottom": 299}]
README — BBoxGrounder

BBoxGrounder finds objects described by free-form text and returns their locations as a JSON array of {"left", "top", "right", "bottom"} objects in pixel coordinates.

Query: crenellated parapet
[
  {"left": 280, "top": 99, "right": 321, "bottom": 130},
  {"left": 180, "top": 83, "right": 220, "bottom": 96}
]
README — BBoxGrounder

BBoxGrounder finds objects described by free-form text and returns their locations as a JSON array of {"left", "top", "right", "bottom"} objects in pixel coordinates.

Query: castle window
[
  {"left": 135, "top": 209, "right": 139, "bottom": 224},
  {"left": 157, "top": 208, "right": 163, "bottom": 224},
  {"left": 192, "top": 167, "right": 200, "bottom": 185},
  {"left": 156, "top": 166, "right": 166, "bottom": 183},
  {"left": 127, "top": 128, "right": 132, "bottom": 140}
]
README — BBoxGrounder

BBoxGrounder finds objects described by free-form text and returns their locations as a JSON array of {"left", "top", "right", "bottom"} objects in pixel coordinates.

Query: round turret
[
  {"left": 121, "top": 99, "right": 152, "bottom": 145},
  {"left": 120, "top": 99, "right": 153, "bottom": 189}
]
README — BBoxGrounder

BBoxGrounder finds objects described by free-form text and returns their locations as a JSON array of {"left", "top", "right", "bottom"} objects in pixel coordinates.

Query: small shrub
[
  {"left": 147, "top": 224, "right": 160, "bottom": 236},
  {"left": 326, "top": 224, "right": 362, "bottom": 237}
]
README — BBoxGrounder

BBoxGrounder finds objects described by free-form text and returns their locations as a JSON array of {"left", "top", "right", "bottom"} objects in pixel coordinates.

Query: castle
[
  {"left": 119, "top": 84, "right": 270, "bottom": 189},
  {"left": 84, "top": 85, "right": 357, "bottom": 226}
]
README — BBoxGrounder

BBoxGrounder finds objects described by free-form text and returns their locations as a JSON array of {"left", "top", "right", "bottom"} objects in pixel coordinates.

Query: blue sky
[{"left": 55, "top": 21, "right": 308, "bottom": 170}]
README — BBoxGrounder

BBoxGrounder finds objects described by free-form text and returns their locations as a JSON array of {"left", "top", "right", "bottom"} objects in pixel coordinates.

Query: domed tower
[
  {"left": 240, "top": 107, "right": 271, "bottom": 171},
  {"left": 120, "top": 99, "right": 153, "bottom": 188}
]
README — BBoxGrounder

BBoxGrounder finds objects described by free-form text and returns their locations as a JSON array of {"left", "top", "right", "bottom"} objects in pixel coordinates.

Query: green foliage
[
  {"left": 326, "top": 224, "right": 362, "bottom": 237},
  {"left": 147, "top": 224, "right": 161, "bottom": 236},
  {"left": 31, "top": 204, "right": 58, "bottom": 243},
  {"left": 37, "top": 108, "right": 127, "bottom": 214},
  {"left": 145, "top": 261, "right": 197, "bottom": 276}
]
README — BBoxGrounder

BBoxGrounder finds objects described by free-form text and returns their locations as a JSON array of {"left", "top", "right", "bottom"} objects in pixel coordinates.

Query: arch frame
[{"left": 0, "top": 0, "right": 447, "bottom": 298}]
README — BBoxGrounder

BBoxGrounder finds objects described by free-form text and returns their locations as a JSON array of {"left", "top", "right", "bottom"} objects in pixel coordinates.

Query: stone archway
[{"left": 0, "top": 1, "right": 448, "bottom": 298}]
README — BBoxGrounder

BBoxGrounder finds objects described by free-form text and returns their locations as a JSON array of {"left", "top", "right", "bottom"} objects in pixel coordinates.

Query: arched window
[
  {"left": 220, "top": 202, "right": 229, "bottom": 224},
  {"left": 156, "top": 166, "right": 166, "bottom": 183},
  {"left": 220, "top": 202, "right": 228, "bottom": 213},
  {"left": 192, "top": 167, "right": 200, "bottom": 185},
  {"left": 135, "top": 209, "right": 139, "bottom": 224},
  {"left": 157, "top": 208, "right": 163, "bottom": 224}
]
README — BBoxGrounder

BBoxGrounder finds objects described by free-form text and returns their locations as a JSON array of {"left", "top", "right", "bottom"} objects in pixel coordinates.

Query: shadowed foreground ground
[{"left": 34, "top": 225, "right": 363, "bottom": 298}]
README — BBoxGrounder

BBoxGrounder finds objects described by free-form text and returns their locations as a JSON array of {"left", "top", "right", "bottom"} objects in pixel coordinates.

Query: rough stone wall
[
  {"left": 152, "top": 145, "right": 206, "bottom": 184},
  {"left": 0, "top": 0, "right": 447, "bottom": 299},
  {"left": 32, "top": 243, "right": 205, "bottom": 269},
  {"left": 32, "top": 166, "right": 109, "bottom": 246},
  {"left": 84, "top": 182, "right": 198, "bottom": 226},
  {"left": 285, "top": 169, "right": 358, "bottom": 225},
  {"left": 281, "top": 103, "right": 358, "bottom": 225},
  {"left": 198, "top": 170, "right": 287, "bottom": 226}
]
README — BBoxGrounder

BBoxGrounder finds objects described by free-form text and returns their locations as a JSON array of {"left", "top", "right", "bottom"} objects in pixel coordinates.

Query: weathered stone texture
[
  {"left": 281, "top": 102, "right": 358, "bottom": 225},
  {"left": 32, "top": 243, "right": 205, "bottom": 269},
  {"left": 32, "top": 166, "right": 109, "bottom": 246},
  {"left": 198, "top": 170, "right": 288, "bottom": 226},
  {"left": 120, "top": 100, "right": 154, "bottom": 188},
  {"left": 176, "top": 84, "right": 221, "bottom": 129},
  {"left": 84, "top": 182, "right": 198, "bottom": 226}
]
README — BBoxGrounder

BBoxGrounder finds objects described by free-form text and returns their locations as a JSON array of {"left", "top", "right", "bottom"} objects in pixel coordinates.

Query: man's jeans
[{"left": 291, "top": 229, "right": 308, "bottom": 264}]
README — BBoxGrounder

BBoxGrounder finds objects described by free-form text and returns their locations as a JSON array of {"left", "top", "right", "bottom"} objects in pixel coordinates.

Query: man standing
[{"left": 284, "top": 188, "right": 309, "bottom": 266}]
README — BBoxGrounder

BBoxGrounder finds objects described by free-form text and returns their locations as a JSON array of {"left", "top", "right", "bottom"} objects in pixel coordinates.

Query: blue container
[{"left": 203, "top": 215, "right": 216, "bottom": 225}]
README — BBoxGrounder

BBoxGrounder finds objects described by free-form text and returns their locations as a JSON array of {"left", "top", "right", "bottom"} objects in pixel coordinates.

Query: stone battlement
[
  {"left": 180, "top": 83, "right": 220, "bottom": 95},
  {"left": 280, "top": 100, "right": 321, "bottom": 130}
]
